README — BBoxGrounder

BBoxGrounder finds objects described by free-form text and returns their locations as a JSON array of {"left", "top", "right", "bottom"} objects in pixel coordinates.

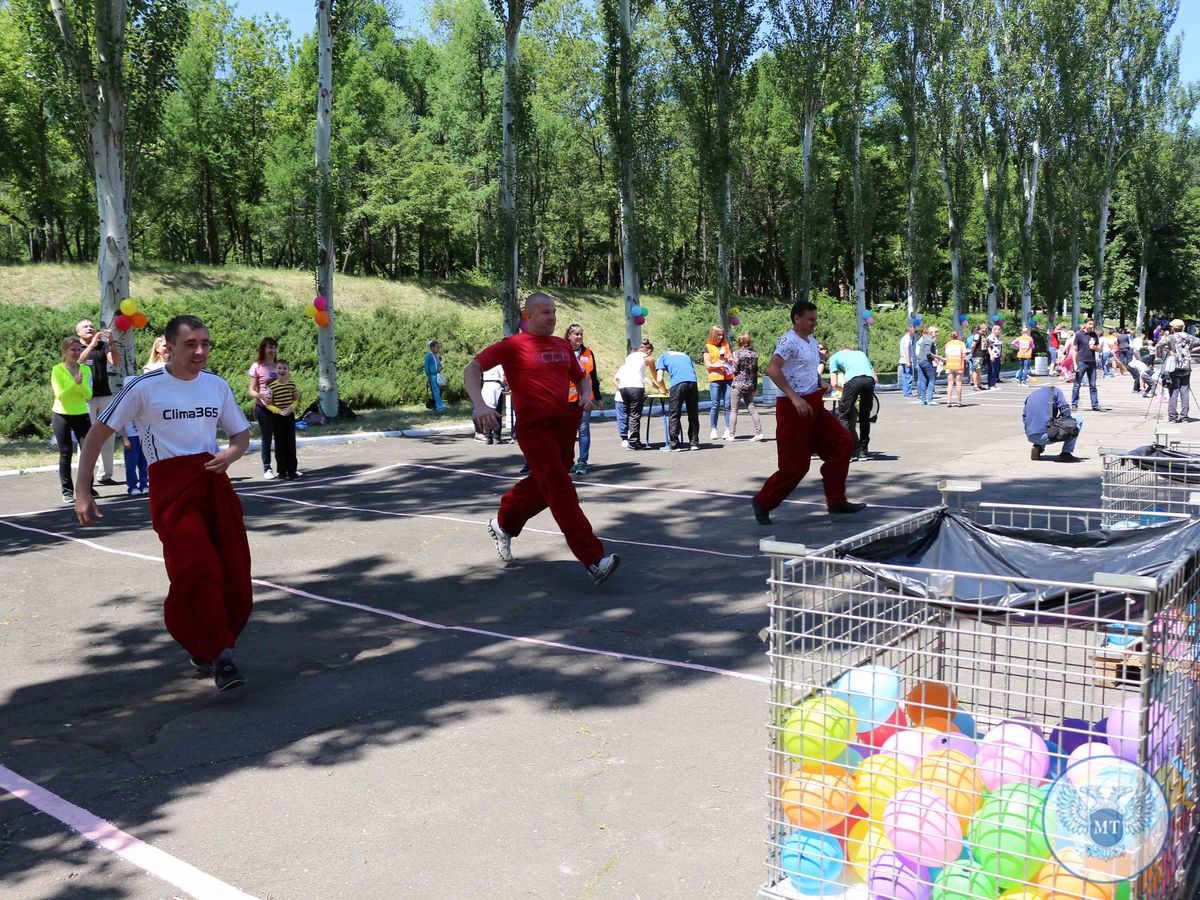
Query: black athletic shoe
[
  {"left": 1092, "top": 406, "right": 1108, "bottom": 412},
  {"left": 752, "top": 499, "right": 772, "bottom": 525},
  {"left": 1057, "top": 452, "right": 1083, "bottom": 463},
  {"left": 97, "top": 476, "right": 119, "bottom": 486},
  {"left": 828, "top": 501, "right": 867, "bottom": 515},
  {"left": 189, "top": 655, "right": 215, "bottom": 676},
  {"left": 1031, "top": 444, "right": 1044, "bottom": 461},
  {"left": 214, "top": 657, "right": 245, "bottom": 692},
  {"left": 62, "top": 492, "right": 74, "bottom": 503}
]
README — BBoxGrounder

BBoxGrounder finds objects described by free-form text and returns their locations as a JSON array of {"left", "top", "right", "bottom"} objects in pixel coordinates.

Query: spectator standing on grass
[
  {"left": 1024, "top": 384, "right": 1084, "bottom": 463},
  {"left": 75, "top": 319, "right": 121, "bottom": 486},
  {"left": 144, "top": 336, "right": 170, "bottom": 372},
  {"left": 704, "top": 325, "right": 734, "bottom": 440},
  {"left": 942, "top": 330, "right": 967, "bottom": 408},
  {"left": 76, "top": 314, "right": 254, "bottom": 692},
  {"left": 1156, "top": 319, "right": 1200, "bottom": 423},
  {"left": 750, "top": 300, "right": 863, "bottom": 525},
  {"left": 898, "top": 324, "right": 916, "bottom": 398},
  {"left": 424, "top": 340, "right": 446, "bottom": 413},
  {"left": 915, "top": 326, "right": 939, "bottom": 405},
  {"left": 565, "top": 324, "right": 603, "bottom": 476},
  {"left": 247, "top": 337, "right": 279, "bottom": 479},
  {"left": 730, "top": 333, "right": 765, "bottom": 441},
  {"left": 1071, "top": 318, "right": 1105, "bottom": 411},
  {"left": 829, "top": 344, "right": 878, "bottom": 458},
  {"left": 264, "top": 360, "right": 302, "bottom": 480},
  {"left": 1012, "top": 326, "right": 1035, "bottom": 384},
  {"left": 464, "top": 293, "right": 620, "bottom": 586},
  {"left": 50, "top": 336, "right": 94, "bottom": 504},
  {"left": 614, "top": 339, "right": 662, "bottom": 451},
  {"left": 657, "top": 347, "right": 700, "bottom": 451},
  {"left": 986, "top": 323, "right": 1004, "bottom": 390}
]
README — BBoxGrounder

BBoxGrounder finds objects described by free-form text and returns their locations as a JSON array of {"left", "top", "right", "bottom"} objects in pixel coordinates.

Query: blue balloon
[
  {"left": 861, "top": 309, "right": 873, "bottom": 319},
  {"left": 781, "top": 830, "right": 844, "bottom": 895},
  {"left": 832, "top": 664, "right": 901, "bottom": 732},
  {"left": 992, "top": 314, "right": 1002, "bottom": 323},
  {"left": 913, "top": 317, "right": 923, "bottom": 326},
  {"left": 953, "top": 710, "right": 978, "bottom": 739}
]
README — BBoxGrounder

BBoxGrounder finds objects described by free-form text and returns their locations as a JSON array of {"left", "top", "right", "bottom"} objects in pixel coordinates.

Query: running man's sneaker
[
  {"left": 213, "top": 654, "right": 244, "bottom": 692},
  {"left": 828, "top": 501, "right": 867, "bottom": 515},
  {"left": 263, "top": 468, "right": 276, "bottom": 480},
  {"left": 588, "top": 554, "right": 621, "bottom": 585},
  {"left": 488, "top": 517, "right": 514, "bottom": 563},
  {"left": 189, "top": 655, "right": 215, "bottom": 676}
]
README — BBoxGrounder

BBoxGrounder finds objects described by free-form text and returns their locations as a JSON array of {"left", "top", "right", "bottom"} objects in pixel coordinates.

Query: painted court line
[
  {"left": 0, "top": 517, "right": 768, "bottom": 686},
  {"left": 0, "top": 764, "right": 256, "bottom": 900}
]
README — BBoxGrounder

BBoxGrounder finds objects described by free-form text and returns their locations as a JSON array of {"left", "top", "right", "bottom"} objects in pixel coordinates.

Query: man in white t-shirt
[
  {"left": 74, "top": 315, "right": 254, "bottom": 693},
  {"left": 752, "top": 300, "right": 864, "bottom": 524}
]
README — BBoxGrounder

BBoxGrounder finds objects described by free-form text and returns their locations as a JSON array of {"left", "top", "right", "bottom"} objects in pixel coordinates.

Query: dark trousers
[
  {"left": 754, "top": 393, "right": 853, "bottom": 511},
  {"left": 52, "top": 412, "right": 91, "bottom": 495},
  {"left": 272, "top": 412, "right": 298, "bottom": 476},
  {"left": 668, "top": 381, "right": 700, "bottom": 447},
  {"left": 619, "top": 387, "right": 646, "bottom": 447},
  {"left": 254, "top": 404, "right": 276, "bottom": 471},
  {"left": 1071, "top": 362, "right": 1100, "bottom": 408},
  {"left": 123, "top": 435, "right": 148, "bottom": 492},
  {"left": 1168, "top": 370, "right": 1192, "bottom": 421},
  {"left": 987, "top": 357, "right": 1001, "bottom": 388},
  {"left": 837, "top": 375, "right": 876, "bottom": 449}
]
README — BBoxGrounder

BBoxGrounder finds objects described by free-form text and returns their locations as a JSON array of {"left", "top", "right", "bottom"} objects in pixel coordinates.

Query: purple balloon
[
  {"left": 633, "top": 315, "right": 646, "bottom": 326},
  {"left": 927, "top": 732, "right": 977, "bottom": 759},
  {"left": 868, "top": 851, "right": 931, "bottom": 900},
  {"left": 1049, "top": 718, "right": 1093, "bottom": 757}
]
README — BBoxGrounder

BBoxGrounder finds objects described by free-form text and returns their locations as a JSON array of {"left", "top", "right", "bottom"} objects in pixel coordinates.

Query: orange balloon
[
  {"left": 314, "top": 310, "right": 331, "bottom": 327},
  {"left": 780, "top": 765, "right": 853, "bottom": 830},
  {"left": 914, "top": 755, "right": 986, "bottom": 829},
  {"left": 130, "top": 312, "right": 149, "bottom": 329},
  {"left": 922, "top": 715, "right": 959, "bottom": 733},
  {"left": 1035, "top": 860, "right": 1115, "bottom": 900},
  {"left": 904, "top": 681, "right": 958, "bottom": 724}
]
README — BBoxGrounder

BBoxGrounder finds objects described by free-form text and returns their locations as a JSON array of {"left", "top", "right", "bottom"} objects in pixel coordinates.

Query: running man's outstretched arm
[{"left": 464, "top": 359, "right": 499, "bottom": 432}]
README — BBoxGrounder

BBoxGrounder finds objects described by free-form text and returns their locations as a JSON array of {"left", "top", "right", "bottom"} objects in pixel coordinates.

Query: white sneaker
[
  {"left": 621, "top": 440, "right": 630, "bottom": 449},
  {"left": 263, "top": 468, "right": 276, "bottom": 480},
  {"left": 709, "top": 428, "right": 719, "bottom": 440},
  {"left": 588, "top": 554, "right": 621, "bottom": 585},
  {"left": 753, "top": 433, "right": 766, "bottom": 442},
  {"left": 723, "top": 431, "right": 734, "bottom": 441},
  {"left": 488, "top": 517, "right": 513, "bottom": 563},
  {"left": 293, "top": 470, "right": 305, "bottom": 478}
]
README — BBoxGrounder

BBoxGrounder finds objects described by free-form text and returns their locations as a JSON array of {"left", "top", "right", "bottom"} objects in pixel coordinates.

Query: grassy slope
[{"left": 0, "top": 262, "right": 687, "bottom": 470}]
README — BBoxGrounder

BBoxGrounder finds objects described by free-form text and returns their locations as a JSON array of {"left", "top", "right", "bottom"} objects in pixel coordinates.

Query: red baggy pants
[
  {"left": 499, "top": 410, "right": 605, "bottom": 568},
  {"left": 148, "top": 453, "right": 253, "bottom": 661},
  {"left": 754, "top": 392, "right": 853, "bottom": 511}
]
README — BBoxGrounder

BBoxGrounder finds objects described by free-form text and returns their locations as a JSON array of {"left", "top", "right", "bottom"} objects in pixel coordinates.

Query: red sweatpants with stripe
[
  {"left": 148, "top": 453, "right": 253, "bottom": 661},
  {"left": 499, "top": 410, "right": 605, "bottom": 568},
  {"left": 754, "top": 392, "right": 853, "bottom": 511}
]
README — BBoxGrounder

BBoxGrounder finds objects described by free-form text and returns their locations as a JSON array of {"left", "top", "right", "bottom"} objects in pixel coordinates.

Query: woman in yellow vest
[
  {"left": 51, "top": 335, "right": 95, "bottom": 503},
  {"left": 942, "top": 330, "right": 967, "bottom": 408},
  {"left": 1011, "top": 326, "right": 1035, "bottom": 384},
  {"left": 704, "top": 325, "right": 734, "bottom": 440},
  {"left": 565, "top": 324, "right": 602, "bottom": 475}
]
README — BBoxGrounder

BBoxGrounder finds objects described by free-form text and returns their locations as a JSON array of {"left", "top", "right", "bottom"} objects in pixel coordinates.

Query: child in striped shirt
[{"left": 265, "top": 360, "right": 302, "bottom": 480}]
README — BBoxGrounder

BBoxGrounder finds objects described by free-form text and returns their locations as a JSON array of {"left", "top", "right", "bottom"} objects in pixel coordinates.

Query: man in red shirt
[{"left": 465, "top": 293, "right": 619, "bottom": 585}]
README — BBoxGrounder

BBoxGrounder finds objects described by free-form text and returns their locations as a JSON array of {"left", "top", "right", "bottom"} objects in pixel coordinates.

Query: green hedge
[{"left": 0, "top": 286, "right": 503, "bottom": 439}]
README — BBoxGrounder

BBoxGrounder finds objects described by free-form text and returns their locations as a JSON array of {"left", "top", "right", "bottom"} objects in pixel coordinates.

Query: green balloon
[
  {"left": 967, "top": 784, "right": 1050, "bottom": 890},
  {"left": 1115, "top": 880, "right": 1131, "bottom": 900},
  {"left": 932, "top": 861, "right": 998, "bottom": 900},
  {"left": 781, "top": 696, "right": 856, "bottom": 763}
]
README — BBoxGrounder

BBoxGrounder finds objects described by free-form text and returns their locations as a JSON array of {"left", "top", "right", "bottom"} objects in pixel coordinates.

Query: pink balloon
[
  {"left": 313, "top": 295, "right": 328, "bottom": 311},
  {"left": 879, "top": 728, "right": 937, "bottom": 772},
  {"left": 861, "top": 706, "right": 909, "bottom": 748},
  {"left": 976, "top": 722, "right": 1049, "bottom": 791},
  {"left": 729, "top": 315, "right": 741, "bottom": 326},
  {"left": 518, "top": 320, "right": 530, "bottom": 332},
  {"left": 882, "top": 787, "right": 963, "bottom": 868},
  {"left": 633, "top": 315, "right": 646, "bottom": 326}
]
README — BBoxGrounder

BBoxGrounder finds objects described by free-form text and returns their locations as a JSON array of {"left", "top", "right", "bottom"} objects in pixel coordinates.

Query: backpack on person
[{"left": 1163, "top": 336, "right": 1190, "bottom": 376}]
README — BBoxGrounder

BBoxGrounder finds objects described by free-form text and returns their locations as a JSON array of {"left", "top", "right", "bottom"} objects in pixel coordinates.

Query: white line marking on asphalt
[{"left": 0, "top": 764, "right": 257, "bottom": 900}]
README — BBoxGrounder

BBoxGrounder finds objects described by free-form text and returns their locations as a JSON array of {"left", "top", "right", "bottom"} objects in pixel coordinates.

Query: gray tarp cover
[
  {"left": 840, "top": 510, "right": 1200, "bottom": 621},
  {"left": 1124, "top": 444, "right": 1200, "bottom": 485}
]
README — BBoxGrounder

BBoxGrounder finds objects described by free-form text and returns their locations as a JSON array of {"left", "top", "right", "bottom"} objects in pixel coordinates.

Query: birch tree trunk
[
  {"left": 851, "top": 29, "right": 867, "bottom": 353},
  {"left": 981, "top": 166, "right": 999, "bottom": 320},
  {"left": 497, "top": 4, "right": 524, "bottom": 336},
  {"left": 314, "top": 0, "right": 340, "bottom": 416},
  {"left": 906, "top": 152, "right": 919, "bottom": 318},
  {"left": 799, "top": 110, "right": 816, "bottom": 302},
  {"left": 615, "top": 0, "right": 640, "bottom": 352},
  {"left": 1018, "top": 141, "right": 1041, "bottom": 324},
  {"left": 1093, "top": 174, "right": 1112, "bottom": 325}
]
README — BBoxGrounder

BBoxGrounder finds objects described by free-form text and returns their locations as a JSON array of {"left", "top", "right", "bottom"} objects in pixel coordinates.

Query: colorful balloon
[
  {"left": 634, "top": 315, "right": 646, "bottom": 326},
  {"left": 883, "top": 786, "right": 964, "bottom": 868},
  {"left": 729, "top": 315, "right": 740, "bottom": 326},
  {"left": 781, "top": 765, "right": 853, "bottom": 830},
  {"left": 303, "top": 304, "right": 318, "bottom": 318},
  {"left": 854, "top": 753, "right": 914, "bottom": 819},
  {"left": 113, "top": 314, "right": 132, "bottom": 331},
  {"left": 915, "top": 755, "right": 985, "bottom": 830},
  {"left": 1033, "top": 860, "right": 1115, "bottom": 900},
  {"left": 867, "top": 850, "right": 929, "bottom": 900},
  {"left": 862, "top": 707, "right": 909, "bottom": 749},
  {"left": 880, "top": 727, "right": 939, "bottom": 772},
  {"left": 967, "top": 783, "right": 1051, "bottom": 890},
  {"left": 977, "top": 722, "right": 1049, "bottom": 792},
  {"left": 313, "top": 295, "right": 328, "bottom": 311},
  {"left": 931, "top": 860, "right": 997, "bottom": 900},
  {"left": 1048, "top": 718, "right": 1093, "bottom": 757},
  {"left": 780, "top": 829, "right": 844, "bottom": 895},
  {"left": 905, "top": 682, "right": 958, "bottom": 725},
  {"left": 518, "top": 319, "right": 530, "bottom": 332},
  {"left": 833, "top": 664, "right": 902, "bottom": 733},
  {"left": 782, "top": 696, "right": 857, "bottom": 764},
  {"left": 314, "top": 310, "right": 331, "bottom": 327},
  {"left": 119, "top": 299, "right": 138, "bottom": 316}
]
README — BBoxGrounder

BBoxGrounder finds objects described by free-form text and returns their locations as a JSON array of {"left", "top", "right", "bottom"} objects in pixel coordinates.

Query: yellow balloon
[
  {"left": 914, "top": 755, "right": 986, "bottom": 830},
  {"left": 303, "top": 304, "right": 318, "bottom": 318},
  {"left": 853, "top": 753, "right": 914, "bottom": 819},
  {"left": 846, "top": 818, "right": 892, "bottom": 881},
  {"left": 119, "top": 298, "right": 138, "bottom": 316}
]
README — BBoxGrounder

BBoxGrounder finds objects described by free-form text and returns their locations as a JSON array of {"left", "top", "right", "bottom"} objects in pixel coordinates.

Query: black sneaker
[
  {"left": 189, "top": 655, "right": 215, "bottom": 677},
  {"left": 828, "top": 501, "right": 867, "bottom": 515},
  {"left": 214, "top": 656, "right": 245, "bottom": 692},
  {"left": 97, "top": 476, "right": 119, "bottom": 486},
  {"left": 752, "top": 499, "right": 772, "bottom": 525},
  {"left": 1057, "top": 452, "right": 1083, "bottom": 463},
  {"left": 1092, "top": 406, "right": 1108, "bottom": 412}
]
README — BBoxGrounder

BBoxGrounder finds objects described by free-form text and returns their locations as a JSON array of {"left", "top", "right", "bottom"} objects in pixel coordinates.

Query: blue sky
[{"left": 234, "top": 0, "right": 1199, "bottom": 87}]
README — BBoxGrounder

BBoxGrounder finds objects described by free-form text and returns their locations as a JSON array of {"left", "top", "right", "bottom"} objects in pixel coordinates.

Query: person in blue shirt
[
  {"left": 424, "top": 340, "right": 445, "bottom": 412},
  {"left": 1023, "top": 384, "right": 1083, "bottom": 462},
  {"left": 828, "top": 345, "right": 878, "bottom": 460},
  {"left": 656, "top": 349, "right": 700, "bottom": 450}
]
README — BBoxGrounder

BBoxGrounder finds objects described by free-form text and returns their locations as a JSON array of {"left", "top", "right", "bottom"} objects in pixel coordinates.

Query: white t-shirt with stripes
[{"left": 99, "top": 368, "right": 251, "bottom": 466}]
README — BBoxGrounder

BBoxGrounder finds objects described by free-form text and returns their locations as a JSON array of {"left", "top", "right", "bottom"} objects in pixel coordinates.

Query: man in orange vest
[{"left": 565, "top": 323, "right": 603, "bottom": 475}]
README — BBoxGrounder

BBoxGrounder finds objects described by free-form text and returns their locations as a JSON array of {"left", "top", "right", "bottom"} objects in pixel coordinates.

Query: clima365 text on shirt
[{"left": 163, "top": 406, "right": 220, "bottom": 420}]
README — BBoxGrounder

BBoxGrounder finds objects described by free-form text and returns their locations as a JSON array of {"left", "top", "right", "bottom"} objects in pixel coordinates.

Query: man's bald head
[{"left": 523, "top": 292, "right": 557, "bottom": 335}]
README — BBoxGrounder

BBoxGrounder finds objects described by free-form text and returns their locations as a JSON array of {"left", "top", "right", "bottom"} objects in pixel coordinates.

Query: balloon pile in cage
[
  {"left": 112, "top": 299, "right": 149, "bottom": 332},
  {"left": 303, "top": 295, "right": 332, "bottom": 327},
  {"left": 773, "top": 664, "right": 1184, "bottom": 899}
]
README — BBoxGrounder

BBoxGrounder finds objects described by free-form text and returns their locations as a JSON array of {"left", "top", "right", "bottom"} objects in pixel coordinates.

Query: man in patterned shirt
[{"left": 752, "top": 300, "right": 865, "bottom": 524}]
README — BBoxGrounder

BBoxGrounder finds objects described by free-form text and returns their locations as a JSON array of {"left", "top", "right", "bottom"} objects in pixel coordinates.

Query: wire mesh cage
[
  {"left": 760, "top": 487, "right": 1200, "bottom": 900},
  {"left": 1100, "top": 432, "right": 1200, "bottom": 525}
]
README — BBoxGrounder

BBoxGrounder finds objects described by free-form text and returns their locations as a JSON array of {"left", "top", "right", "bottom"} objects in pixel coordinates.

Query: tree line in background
[{"left": 2, "top": 0, "right": 1199, "bottom": 346}]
